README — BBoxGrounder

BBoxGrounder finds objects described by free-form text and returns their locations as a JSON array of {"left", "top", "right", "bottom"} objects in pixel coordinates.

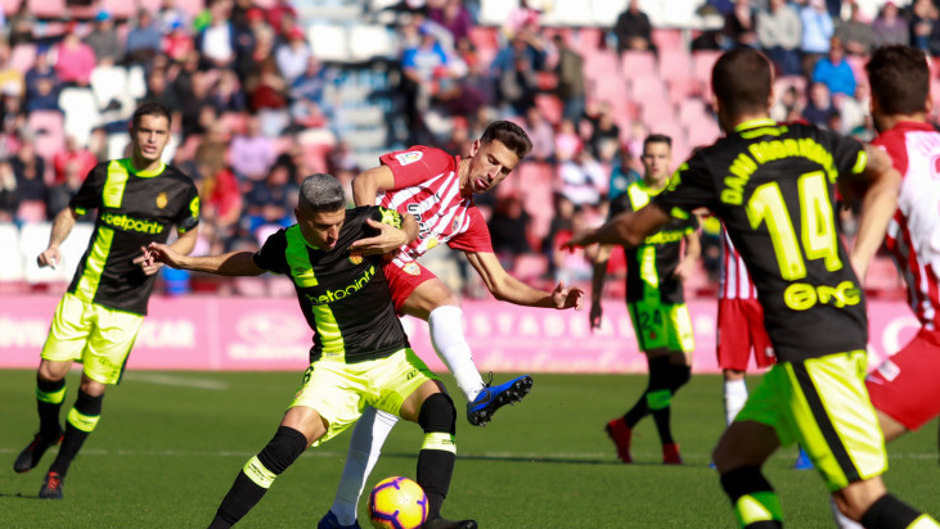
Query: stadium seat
[
  {"left": 127, "top": 65, "right": 148, "bottom": 100},
  {"left": 349, "top": 25, "right": 396, "bottom": 62},
  {"left": 652, "top": 28, "right": 684, "bottom": 52},
  {"left": 621, "top": 51, "right": 657, "bottom": 80},
  {"left": 107, "top": 132, "right": 131, "bottom": 160},
  {"left": 534, "top": 93, "right": 563, "bottom": 126},
  {"left": 218, "top": 112, "right": 249, "bottom": 136},
  {"left": 27, "top": 0, "right": 66, "bottom": 19},
  {"left": 90, "top": 66, "right": 133, "bottom": 120},
  {"left": 0, "top": 223, "right": 24, "bottom": 283},
  {"left": 658, "top": 48, "right": 692, "bottom": 83},
  {"left": 308, "top": 24, "right": 351, "bottom": 63},
  {"left": 693, "top": 50, "right": 722, "bottom": 99},
  {"left": 28, "top": 110, "right": 66, "bottom": 163},
  {"left": 630, "top": 75, "right": 666, "bottom": 102},
  {"left": 58, "top": 87, "right": 100, "bottom": 148},
  {"left": 9, "top": 44, "right": 37, "bottom": 73},
  {"left": 0, "top": 0, "right": 18, "bottom": 15},
  {"left": 583, "top": 49, "right": 621, "bottom": 82},
  {"left": 100, "top": 0, "right": 136, "bottom": 19},
  {"left": 19, "top": 222, "right": 64, "bottom": 284},
  {"left": 511, "top": 253, "right": 549, "bottom": 281}
]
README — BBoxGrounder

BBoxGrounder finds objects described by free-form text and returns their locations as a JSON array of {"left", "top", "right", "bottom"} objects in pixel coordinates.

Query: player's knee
[
  {"left": 418, "top": 393, "right": 456, "bottom": 435},
  {"left": 670, "top": 364, "right": 692, "bottom": 392},
  {"left": 256, "top": 426, "right": 308, "bottom": 476}
]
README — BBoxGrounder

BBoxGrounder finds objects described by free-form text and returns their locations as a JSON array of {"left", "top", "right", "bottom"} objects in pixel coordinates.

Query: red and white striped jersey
[
  {"left": 873, "top": 121, "right": 940, "bottom": 330},
  {"left": 719, "top": 226, "right": 758, "bottom": 300},
  {"left": 377, "top": 146, "right": 493, "bottom": 265}
]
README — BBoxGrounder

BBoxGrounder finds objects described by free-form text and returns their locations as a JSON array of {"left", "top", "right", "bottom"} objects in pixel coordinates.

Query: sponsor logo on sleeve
[{"left": 395, "top": 151, "right": 423, "bottom": 166}]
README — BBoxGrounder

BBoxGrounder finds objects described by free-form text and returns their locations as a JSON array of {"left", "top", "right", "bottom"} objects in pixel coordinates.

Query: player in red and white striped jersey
[
  {"left": 862, "top": 46, "right": 940, "bottom": 444},
  {"left": 716, "top": 227, "right": 775, "bottom": 428},
  {"left": 319, "top": 121, "right": 585, "bottom": 529},
  {"left": 830, "top": 44, "right": 940, "bottom": 529}
]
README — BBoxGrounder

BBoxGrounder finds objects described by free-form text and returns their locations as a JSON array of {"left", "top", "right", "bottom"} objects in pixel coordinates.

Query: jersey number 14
[{"left": 746, "top": 171, "right": 842, "bottom": 281}]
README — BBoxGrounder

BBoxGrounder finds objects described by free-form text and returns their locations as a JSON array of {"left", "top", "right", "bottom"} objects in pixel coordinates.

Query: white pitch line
[
  {"left": 122, "top": 373, "right": 229, "bottom": 390},
  {"left": 0, "top": 447, "right": 936, "bottom": 461}
]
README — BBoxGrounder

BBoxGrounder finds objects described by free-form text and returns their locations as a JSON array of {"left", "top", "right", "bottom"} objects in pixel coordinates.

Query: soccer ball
[{"left": 367, "top": 476, "right": 428, "bottom": 529}]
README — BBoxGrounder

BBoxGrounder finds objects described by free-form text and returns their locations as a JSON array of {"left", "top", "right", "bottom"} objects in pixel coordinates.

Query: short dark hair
[
  {"left": 132, "top": 102, "right": 172, "bottom": 130},
  {"left": 711, "top": 48, "right": 772, "bottom": 118},
  {"left": 298, "top": 173, "right": 346, "bottom": 213},
  {"left": 867, "top": 45, "right": 929, "bottom": 116},
  {"left": 643, "top": 134, "right": 672, "bottom": 151},
  {"left": 480, "top": 120, "right": 533, "bottom": 160}
]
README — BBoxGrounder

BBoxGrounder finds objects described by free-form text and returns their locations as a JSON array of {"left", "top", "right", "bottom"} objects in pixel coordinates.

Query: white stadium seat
[{"left": 0, "top": 223, "right": 24, "bottom": 282}]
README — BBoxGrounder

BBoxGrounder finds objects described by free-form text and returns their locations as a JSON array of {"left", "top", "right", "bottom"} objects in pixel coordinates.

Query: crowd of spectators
[{"left": 0, "top": 0, "right": 919, "bottom": 298}]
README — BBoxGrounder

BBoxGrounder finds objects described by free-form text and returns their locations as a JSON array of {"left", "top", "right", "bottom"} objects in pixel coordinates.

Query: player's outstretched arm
[
  {"left": 145, "top": 242, "right": 265, "bottom": 277},
  {"left": 349, "top": 213, "right": 418, "bottom": 256},
  {"left": 38, "top": 207, "right": 80, "bottom": 269},
  {"left": 849, "top": 145, "right": 902, "bottom": 282},
  {"left": 133, "top": 227, "right": 200, "bottom": 276},
  {"left": 352, "top": 165, "right": 396, "bottom": 207},
  {"left": 563, "top": 204, "right": 672, "bottom": 250},
  {"left": 464, "top": 250, "right": 584, "bottom": 310}
]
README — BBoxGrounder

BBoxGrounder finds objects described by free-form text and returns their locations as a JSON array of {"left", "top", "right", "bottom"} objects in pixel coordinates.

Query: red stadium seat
[
  {"left": 100, "top": 0, "right": 135, "bottom": 19},
  {"left": 621, "top": 51, "right": 657, "bottom": 80},
  {"left": 659, "top": 48, "right": 692, "bottom": 83},
  {"left": 652, "top": 28, "right": 683, "bottom": 52},
  {"left": 27, "top": 110, "right": 65, "bottom": 166},
  {"left": 9, "top": 44, "right": 37, "bottom": 73},
  {"left": 511, "top": 254, "right": 549, "bottom": 281},
  {"left": 27, "top": 0, "right": 66, "bottom": 19},
  {"left": 1, "top": 0, "right": 18, "bottom": 16},
  {"left": 534, "top": 93, "right": 563, "bottom": 126}
]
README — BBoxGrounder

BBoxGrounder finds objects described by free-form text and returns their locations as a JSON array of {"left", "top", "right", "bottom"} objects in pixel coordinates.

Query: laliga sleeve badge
[
  {"left": 395, "top": 151, "right": 423, "bottom": 166},
  {"left": 403, "top": 262, "right": 421, "bottom": 276}
]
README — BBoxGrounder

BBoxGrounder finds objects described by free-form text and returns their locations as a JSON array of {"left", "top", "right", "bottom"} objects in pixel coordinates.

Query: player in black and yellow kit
[
  {"left": 13, "top": 103, "right": 200, "bottom": 500},
  {"left": 591, "top": 134, "right": 699, "bottom": 465},
  {"left": 146, "top": 174, "right": 476, "bottom": 529},
  {"left": 566, "top": 49, "right": 940, "bottom": 529}
]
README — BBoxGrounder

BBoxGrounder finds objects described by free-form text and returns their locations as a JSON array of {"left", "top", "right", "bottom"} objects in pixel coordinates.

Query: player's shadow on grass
[
  {"left": 0, "top": 492, "right": 45, "bottom": 499},
  {"left": 381, "top": 451, "right": 664, "bottom": 466}
]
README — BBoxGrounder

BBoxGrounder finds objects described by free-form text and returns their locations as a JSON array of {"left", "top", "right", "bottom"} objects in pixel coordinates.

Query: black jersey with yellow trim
[
  {"left": 653, "top": 119, "right": 868, "bottom": 362},
  {"left": 611, "top": 180, "right": 698, "bottom": 304},
  {"left": 252, "top": 206, "right": 410, "bottom": 364},
  {"left": 67, "top": 159, "right": 200, "bottom": 316}
]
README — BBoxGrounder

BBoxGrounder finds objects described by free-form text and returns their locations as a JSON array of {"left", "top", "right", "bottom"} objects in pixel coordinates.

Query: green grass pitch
[{"left": 1, "top": 369, "right": 937, "bottom": 528}]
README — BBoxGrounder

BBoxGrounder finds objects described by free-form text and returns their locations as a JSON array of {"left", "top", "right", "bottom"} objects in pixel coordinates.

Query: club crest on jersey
[
  {"left": 395, "top": 151, "right": 423, "bottom": 166},
  {"left": 348, "top": 251, "right": 363, "bottom": 265},
  {"left": 156, "top": 192, "right": 168, "bottom": 209},
  {"left": 403, "top": 262, "right": 421, "bottom": 275}
]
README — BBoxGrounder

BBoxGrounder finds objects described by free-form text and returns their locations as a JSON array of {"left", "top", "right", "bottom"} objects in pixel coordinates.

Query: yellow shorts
[
  {"left": 627, "top": 301, "right": 695, "bottom": 353},
  {"left": 41, "top": 292, "right": 144, "bottom": 385},
  {"left": 736, "top": 350, "right": 888, "bottom": 491},
  {"left": 290, "top": 348, "right": 438, "bottom": 447}
]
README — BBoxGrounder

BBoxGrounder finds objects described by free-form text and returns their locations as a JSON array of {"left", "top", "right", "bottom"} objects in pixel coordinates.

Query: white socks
[
  {"left": 429, "top": 305, "right": 485, "bottom": 402},
  {"left": 331, "top": 407, "right": 399, "bottom": 526},
  {"left": 723, "top": 379, "right": 748, "bottom": 426},
  {"left": 831, "top": 497, "right": 865, "bottom": 529}
]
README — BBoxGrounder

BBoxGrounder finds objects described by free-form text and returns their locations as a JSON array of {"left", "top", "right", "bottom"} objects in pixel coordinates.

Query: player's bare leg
[
  {"left": 403, "top": 278, "right": 533, "bottom": 426},
  {"left": 714, "top": 420, "right": 784, "bottom": 527}
]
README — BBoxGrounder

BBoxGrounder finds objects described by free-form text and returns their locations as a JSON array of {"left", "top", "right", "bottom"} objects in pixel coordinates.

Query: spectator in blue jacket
[{"left": 811, "top": 37, "right": 856, "bottom": 97}]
